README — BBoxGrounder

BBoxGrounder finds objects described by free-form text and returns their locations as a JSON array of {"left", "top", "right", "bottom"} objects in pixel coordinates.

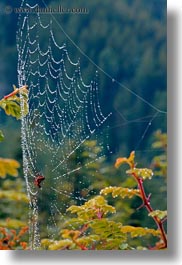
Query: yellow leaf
[
  {"left": 0, "top": 218, "right": 27, "bottom": 229},
  {"left": 67, "top": 196, "right": 116, "bottom": 220},
  {"left": 126, "top": 168, "right": 153, "bottom": 180},
  {"left": 0, "top": 190, "right": 29, "bottom": 203},
  {"left": 121, "top": 226, "right": 160, "bottom": 238},
  {"left": 100, "top": 186, "right": 140, "bottom": 199},
  {"left": 0, "top": 158, "right": 20, "bottom": 178},
  {"left": 48, "top": 239, "right": 74, "bottom": 250}
]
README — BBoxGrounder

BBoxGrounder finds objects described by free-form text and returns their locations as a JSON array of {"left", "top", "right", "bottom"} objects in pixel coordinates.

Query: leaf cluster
[
  {"left": 41, "top": 143, "right": 167, "bottom": 250},
  {"left": 0, "top": 85, "right": 29, "bottom": 120},
  {"left": 0, "top": 226, "right": 28, "bottom": 250},
  {"left": 41, "top": 195, "right": 160, "bottom": 250}
]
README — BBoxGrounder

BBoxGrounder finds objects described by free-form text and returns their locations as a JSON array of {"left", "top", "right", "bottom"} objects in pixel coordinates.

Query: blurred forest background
[
  {"left": 0, "top": 0, "right": 166, "bottom": 159},
  {"left": 0, "top": 0, "right": 166, "bottom": 248}
]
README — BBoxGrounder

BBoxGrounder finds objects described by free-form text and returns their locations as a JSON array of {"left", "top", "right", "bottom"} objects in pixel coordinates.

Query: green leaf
[
  {"left": 0, "top": 130, "right": 4, "bottom": 142},
  {"left": 0, "top": 85, "right": 29, "bottom": 119},
  {"left": 148, "top": 210, "right": 167, "bottom": 220},
  {"left": 0, "top": 100, "right": 21, "bottom": 119},
  {"left": 89, "top": 219, "right": 127, "bottom": 249},
  {"left": 90, "top": 219, "right": 123, "bottom": 237},
  {"left": 77, "top": 235, "right": 100, "bottom": 246},
  {"left": 64, "top": 218, "right": 86, "bottom": 228}
]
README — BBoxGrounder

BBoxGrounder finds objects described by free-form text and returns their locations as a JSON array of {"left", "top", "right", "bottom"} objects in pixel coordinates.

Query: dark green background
[{"left": 0, "top": 0, "right": 166, "bottom": 162}]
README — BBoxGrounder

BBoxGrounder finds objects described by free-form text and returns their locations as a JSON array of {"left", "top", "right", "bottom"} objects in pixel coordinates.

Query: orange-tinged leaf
[
  {"left": 115, "top": 157, "right": 128, "bottom": 168},
  {"left": 20, "top": 241, "right": 28, "bottom": 250},
  {"left": 128, "top": 151, "right": 135, "bottom": 164},
  {"left": 115, "top": 151, "right": 135, "bottom": 169}
]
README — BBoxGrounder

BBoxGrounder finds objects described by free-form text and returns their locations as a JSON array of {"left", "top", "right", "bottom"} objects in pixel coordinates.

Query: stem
[
  {"left": 72, "top": 224, "right": 89, "bottom": 250},
  {"left": 3, "top": 89, "right": 19, "bottom": 99},
  {"left": 132, "top": 172, "right": 167, "bottom": 249},
  {"left": 2, "top": 85, "right": 28, "bottom": 100}
]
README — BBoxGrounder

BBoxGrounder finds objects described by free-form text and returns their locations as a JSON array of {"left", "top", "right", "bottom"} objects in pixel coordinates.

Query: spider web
[{"left": 17, "top": 1, "right": 167, "bottom": 249}]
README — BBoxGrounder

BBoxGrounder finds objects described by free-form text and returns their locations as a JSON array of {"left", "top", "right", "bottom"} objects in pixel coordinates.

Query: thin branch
[{"left": 132, "top": 172, "right": 167, "bottom": 249}]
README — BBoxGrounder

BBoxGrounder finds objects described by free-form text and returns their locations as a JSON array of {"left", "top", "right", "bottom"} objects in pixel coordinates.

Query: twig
[
  {"left": 4, "top": 89, "right": 19, "bottom": 100},
  {"left": 132, "top": 172, "right": 167, "bottom": 249},
  {"left": 3, "top": 85, "right": 28, "bottom": 100}
]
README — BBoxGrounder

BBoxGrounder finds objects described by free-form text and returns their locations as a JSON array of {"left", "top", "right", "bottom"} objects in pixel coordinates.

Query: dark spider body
[{"left": 34, "top": 175, "right": 45, "bottom": 188}]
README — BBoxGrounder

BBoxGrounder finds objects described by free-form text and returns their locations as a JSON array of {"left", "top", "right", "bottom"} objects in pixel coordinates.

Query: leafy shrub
[
  {"left": 41, "top": 149, "right": 167, "bottom": 250},
  {"left": 0, "top": 86, "right": 29, "bottom": 250}
]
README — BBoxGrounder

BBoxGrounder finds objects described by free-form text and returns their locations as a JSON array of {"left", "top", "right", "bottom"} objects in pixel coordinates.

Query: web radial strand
[{"left": 17, "top": 3, "right": 112, "bottom": 249}]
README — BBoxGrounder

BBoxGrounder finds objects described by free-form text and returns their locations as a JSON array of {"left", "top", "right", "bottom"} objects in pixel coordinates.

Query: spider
[{"left": 34, "top": 174, "right": 45, "bottom": 188}]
